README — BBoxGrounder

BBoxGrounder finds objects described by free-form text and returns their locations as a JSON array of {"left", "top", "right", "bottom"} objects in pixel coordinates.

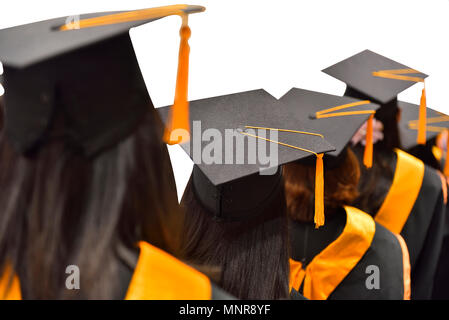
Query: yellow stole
[
  {"left": 0, "top": 241, "right": 211, "bottom": 300},
  {"left": 375, "top": 149, "right": 424, "bottom": 234},
  {"left": 289, "top": 206, "right": 375, "bottom": 300},
  {"left": 125, "top": 241, "right": 211, "bottom": 299}
]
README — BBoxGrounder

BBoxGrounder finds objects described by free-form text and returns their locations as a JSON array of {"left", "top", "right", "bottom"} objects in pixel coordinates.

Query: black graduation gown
[
  {"left": 1, "top": 241, "right": 234, "bottom": 300},
  {"left": 289, "top": 206, "right": 409, "bottom": 300},
  {"left": 353, "top": 148, "right": 446, "bottom": 299}
]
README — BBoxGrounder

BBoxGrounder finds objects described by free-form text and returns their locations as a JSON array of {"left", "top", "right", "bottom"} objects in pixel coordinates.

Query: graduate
[
  {"left": 323, "top": 50, "right": 447, "bottom": 299},
  {"left": 398, "top": 102, "right": 449, "bottom": 174},
  {"left": 280, "top": 88, "right": 410, "bottom": 300},
  {"left": 398, "top": 104, "right": 449, "bottom": 299},
  {"left": 0, "top": 5, "right": 235, "bottom": 300},
  {"left": 159, "top": 89, "right": 335, "bottom": 299}
]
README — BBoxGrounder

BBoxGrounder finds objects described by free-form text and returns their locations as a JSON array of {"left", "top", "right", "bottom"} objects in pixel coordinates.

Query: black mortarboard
[
  {"left": 399, "top": 101, "right": 449, "bottom": 150},
  {"left": 323, "top": 49, "right": 430, "bottom": 146},
  {"left": 0, "top": 5, "right": 204, "bottom": 156},
  {"left": 280, "top": 88, "right": 380, "bottom": 168},
  {"left": 322, "top": 49, "right": 427, "bottom": 104},
  {"left": 158, "top": 89, "right": 335, "bottom": 225}
]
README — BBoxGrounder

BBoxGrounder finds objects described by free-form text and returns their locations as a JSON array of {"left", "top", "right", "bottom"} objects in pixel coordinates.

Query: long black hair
[
  {"left": 0, "top": 107, "right": 182, "bottom": 299},
  {"left": 180, "top": 177, "right": 290, "bottom": 300}
]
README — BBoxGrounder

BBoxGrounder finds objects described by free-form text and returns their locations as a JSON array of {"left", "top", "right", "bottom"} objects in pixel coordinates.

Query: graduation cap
[
  {"left": 0, "top": 4, "right": 204, "bottom": 156},
  {"left": 280, "top": 88, "right": 380, "bottom": 168},
  {"left": 158, "top": 89, "right": 335, "bottom": 227},
  {"left": 398, "top": 101, "right": 449, "bottom": 173},
  {"left": 322, "top": 49, "right": 429, "bottom": 146}
]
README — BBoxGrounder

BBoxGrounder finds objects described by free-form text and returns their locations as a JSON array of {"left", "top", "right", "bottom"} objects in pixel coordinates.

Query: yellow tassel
[
  {"left": 417, "top": 87, "right": 427, "bottom": 145},
  {"left": 314, "top": 153, "right": 325, "bottom": 228},
  {"left": 444, "top": 130, "right": 449, "bottom": 177},
  {"left": 363, "top": 114, "right": 374, "bottom": 168},
  {"left": 163, "top": 20, "right": 191, "bottom": 145}
]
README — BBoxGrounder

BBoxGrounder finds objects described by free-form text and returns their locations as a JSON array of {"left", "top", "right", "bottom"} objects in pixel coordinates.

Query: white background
[{"left": 1, "top": 0, "right": 448, "bottom": 199}]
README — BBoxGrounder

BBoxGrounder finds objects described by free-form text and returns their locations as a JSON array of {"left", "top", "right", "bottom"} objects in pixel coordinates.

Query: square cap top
[
  {"left": 398, "top": 101, "right": 448, "bottom": 150},
  {"left": 280, "top": 87, "right": 380, "bottom": 159},
  {"left": 158, "top": 89, "right": 335, "bottom": 187},
  {"left": 0, "top": 5, "right": 204, "bottom": 156},
  {"left": 322, "top": 49, "right": 427, "bottom": 104},
  {"left": 0, "top": 5, "right": 204, "bottom": 69}
]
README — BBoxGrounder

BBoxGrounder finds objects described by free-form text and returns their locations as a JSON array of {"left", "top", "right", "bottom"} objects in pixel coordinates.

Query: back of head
[
  {"left": 180, "top": 171, "right": 290, "bottom": 300},
  {"left": 0, "top": 15, "right": 182, "bottom": 298},
  {"left": 283, "top": 147, "right": 360, "bottom": 222},
  {"left": 0, "top": 108, "right": 181, "bottom": 299}
]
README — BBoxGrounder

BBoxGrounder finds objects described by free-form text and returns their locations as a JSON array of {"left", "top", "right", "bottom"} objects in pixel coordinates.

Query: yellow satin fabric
[
  {"left": 0, "top": 266, "right": 22, "bottom": 300},
  {"left": 125, "top": 241, "right": 211, "bottom": 300},
  {"left": 289, "top": 206, "right": 375, "bottom": 300},
  {"left": 375, "top": 149, "right": 424, "bottom": 234},
  {"left": 0, "top": 241, "right": 211, "bottom": 300}
]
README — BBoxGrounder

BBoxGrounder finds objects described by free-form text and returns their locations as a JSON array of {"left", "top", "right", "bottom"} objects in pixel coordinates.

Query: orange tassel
[
  {"left": 444, "top": 130, "right": 449, "bottom": 177},
  {"left": 163, "top": 21, "right": 191, "bottom": 145},
  {"left": 363, "top": 114, "right": 374, "bottom": 168},
  {"left": 417, "top": 87, "right": 427, "bottom": 145},
  {"left": 314, "top": 153, "right": 325, "bottom": 228}
]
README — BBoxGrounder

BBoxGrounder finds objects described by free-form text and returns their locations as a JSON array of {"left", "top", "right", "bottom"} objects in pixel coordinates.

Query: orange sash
[
  {"left": 0, "top": 242, "right": 211, "bottom": 300},
  {"left": 375, "top": 149, "right": 424, "bottom": 234},
  {"left": 289, "top": 206, "right": 375, "bottom": 300},
  {"left": 125, "top": 241, "right": 211, "bottom": 299},
  {"left": 0, "top": 266, "right": 21, "bottom": 300},
  {"left": 393, "top": 234, "right": 411, "bottom": 300}
]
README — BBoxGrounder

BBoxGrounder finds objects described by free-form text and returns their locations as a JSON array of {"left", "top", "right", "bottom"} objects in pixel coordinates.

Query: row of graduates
[{"left": 0, "top": 5, "right": 448, "bottom": 299}]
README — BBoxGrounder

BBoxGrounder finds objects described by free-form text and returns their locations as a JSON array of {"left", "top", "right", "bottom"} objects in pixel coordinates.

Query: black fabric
[
  {"left": 290, "top": 288, "right": 308, "bottom": 300},
  {"left": 0, "top": 7, "right": 204, "bottom": 68},
  {"left": 279, "top": 87, "right": 380, "bottom": 161},
  {"left": 329, "top": 222, "right": 404, "bottom": 300},
  {"left": 289, "top": 208, "right": 405, "bottom": 299},
  {"left": 322, "top": 49, "right": 427, "bottom": 104},
  {"left": 211, "top": 283, "right": 236, "bottom": 300},
  {"left": 289, "top": 208, "right": 346, "bottom": 266},
  {"left": 157, "top": 90, "right": 335, "bottom": 187},
  {"left": 354, "top": 149, "right": 445, "bottom": 299},
  {"left": 398, "top": 100, "right": 448, "bottom": 151},
  {"left": 0, "top": 6, "right": 204, "bottom": 157},
  {"left": 433, "top": 205, "right": 449, "bottom": 299},
  {"left": 407, "top": 142, "right": 442, "bottom": 172},
  {"left": 3, "top": 33, "right": 150, "bottom": 157},
  {"left": 401, "top": 165, "right": 446, "bottom": 299},
  {"left": 192, "top": 164, "right": 283, "bottom": 221}
]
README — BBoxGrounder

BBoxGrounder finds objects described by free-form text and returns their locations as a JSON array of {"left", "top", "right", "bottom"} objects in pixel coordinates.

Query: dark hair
[
  {"left": 0, "top": 107, "right": 182, "bottom": 299},
  {"left": 344, "top": 86, "right": 403, "bottom": 215},
  {"left": 283, "top": 147, "right": 360, "bottom": 222},
  {"left": 180, "top": 177, "right": 290, "bottom": 300},
  {"left": 0, "top": 97, "right": 3, "bottom": 132}
]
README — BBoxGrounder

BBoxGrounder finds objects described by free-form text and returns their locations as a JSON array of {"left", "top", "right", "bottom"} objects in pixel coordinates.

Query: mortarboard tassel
[
  {"left": 372, "top": 69, "right": 427, "bottom": 145},
  {"left": 237, "top": 127, "right": 326, "bottom": 228},
  {"left": 314, "top": 153, "right": 325, "bottom": 228},
  {"left": 57, "top": 5, "right": 204, "bottom": 145},
  {"left": 363, "top": 114, "right": 374, "bottom": 168},
  {"left": 163, "top": 15, "right": 191, "bottom": 145},
  {"left": 313, "top": 100, "right": 375, "bottom": 170},
  {"left": 417, "top": 86, "right": 427, "bottom": 145}
]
